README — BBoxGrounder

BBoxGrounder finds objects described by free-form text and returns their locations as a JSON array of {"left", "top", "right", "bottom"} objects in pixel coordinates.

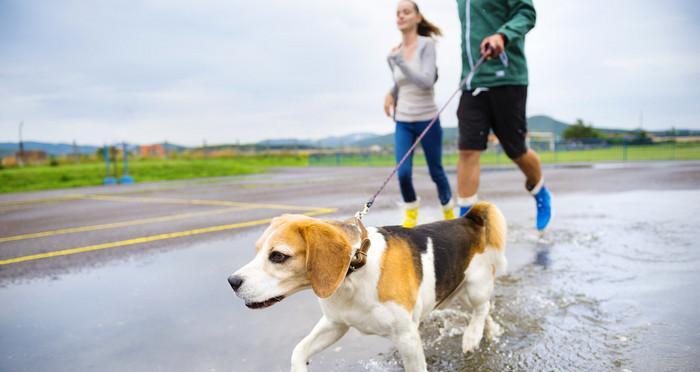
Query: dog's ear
[{"left": 299, "top": 221, "right": 352, "bottom": 298}]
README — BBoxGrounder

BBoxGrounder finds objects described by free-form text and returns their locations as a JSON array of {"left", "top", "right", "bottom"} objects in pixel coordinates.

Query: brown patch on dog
[
  {"left": 466, "top": 202, "right": 506, "bottom": 250},
  {"left": 255, "top": 214, "right": 296, "bottom": 252},
  {"left": 295, "top": 219, "right": 352, "bottom": 298},
  {"left": 377, "top": 237, "right": 422, "bottom": 312}
]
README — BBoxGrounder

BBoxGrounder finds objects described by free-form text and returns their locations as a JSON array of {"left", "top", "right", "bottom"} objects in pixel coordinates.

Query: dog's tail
[{"left": 465, "top": 201, "right": 507, "bottom": 270}]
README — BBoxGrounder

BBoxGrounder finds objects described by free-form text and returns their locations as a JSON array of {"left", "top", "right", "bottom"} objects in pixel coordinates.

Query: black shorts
[{"left": 457, "top": 85, "right": 528, "bottom": 159}]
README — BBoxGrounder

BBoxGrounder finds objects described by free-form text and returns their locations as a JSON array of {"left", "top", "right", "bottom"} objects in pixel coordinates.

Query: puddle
[{"left": 1, "top": 191, "right": 699, "bottom": 371}]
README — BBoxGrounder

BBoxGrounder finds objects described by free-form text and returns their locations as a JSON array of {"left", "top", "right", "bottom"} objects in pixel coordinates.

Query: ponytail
[
  {"left": 408, "top": 1, "right": 442, "bottom": 38},
  {"left": 417, "top": 17, "right": 442, "bottom": 38}
]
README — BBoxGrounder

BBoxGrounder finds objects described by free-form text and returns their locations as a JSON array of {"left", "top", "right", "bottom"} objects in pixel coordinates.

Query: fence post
[
  {"left": 623, "top": 142, "right": 628, "bottom": 161},
  {"left": 103, "top": 145, "right": 116, "bottom": 185},
  {"left": 672, "top": 141, "right": 677, "bottom": 160},
  {"left": 119, "top": 142, "right": 134, "bottom": 184}
]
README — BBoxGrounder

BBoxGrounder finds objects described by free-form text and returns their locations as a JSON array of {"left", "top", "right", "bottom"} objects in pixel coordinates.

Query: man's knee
[{"left": 459, "top": 150, "right": 481, "bottom": 163}]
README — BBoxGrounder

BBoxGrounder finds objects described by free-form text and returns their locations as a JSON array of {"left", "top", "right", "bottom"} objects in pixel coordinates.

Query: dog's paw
[
  {"left": 485, "top": 317, "right": 503, "bottom": 341},
  {"left": 290, "top": 358, "right": 309, "bottom": 372},
  {"left": 461, "top": 330, "right": 482, "bottom": 353},
  {"left": 290, "top": 364, "right": 308, "bottom": 372}
]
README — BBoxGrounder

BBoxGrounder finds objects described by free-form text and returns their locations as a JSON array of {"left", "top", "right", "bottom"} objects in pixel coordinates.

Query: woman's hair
[{"left": 405, "top": 0, "right": 442, "bottom": 38}]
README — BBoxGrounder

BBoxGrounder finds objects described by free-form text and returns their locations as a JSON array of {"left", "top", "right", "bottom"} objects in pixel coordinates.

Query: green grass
[
  {"left": 3, "top": 143, "right": 699, "bottom": 194},
  {"left": 0, "top": 155, "right": 308, "bottom": 194},
  {"left": 309, "top": 142, "right": 700, "bottom": 167}
]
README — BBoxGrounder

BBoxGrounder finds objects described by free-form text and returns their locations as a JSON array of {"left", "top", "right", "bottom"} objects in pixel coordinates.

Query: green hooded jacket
[{"left": 457, "top": 0, "right": 536, "bottom": 90}]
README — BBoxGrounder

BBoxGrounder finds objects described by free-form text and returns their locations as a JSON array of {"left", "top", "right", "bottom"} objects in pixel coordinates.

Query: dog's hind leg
[
  {"left": 458, "top": 254, "right": 495, "bottom": 353},
  {"left": 460, "top": 299, "right": 490, "bottom": 353},
  {"left": 484, "top": 307, "right": 503, "bottom": 341},
  {"left": 291, "top": 316, "right": 349, "bottom": 372}
]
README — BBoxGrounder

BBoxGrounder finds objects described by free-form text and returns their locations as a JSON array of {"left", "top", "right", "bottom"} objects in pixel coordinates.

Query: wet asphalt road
[{"left": 1, "top": 161, "right": 699, "bottom": 371}]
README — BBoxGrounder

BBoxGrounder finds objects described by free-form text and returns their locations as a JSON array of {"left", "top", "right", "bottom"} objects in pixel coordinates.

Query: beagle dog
[{"left": 228, "top": 201, "right": 507, "bottom": 372}]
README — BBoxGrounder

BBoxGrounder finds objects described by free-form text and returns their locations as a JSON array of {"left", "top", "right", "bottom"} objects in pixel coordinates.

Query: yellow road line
[
  {"left": 80, "top": 194, "right": 325, "bottom": 211},
  {"left": 0, "top": 207, "right": 254, "bottom": 243},
  {"left": 0, "top": 194, "right": 86, "bottom": 208},
  {"left": 0, "top": 208, "right": 336, "bottom": 266}
]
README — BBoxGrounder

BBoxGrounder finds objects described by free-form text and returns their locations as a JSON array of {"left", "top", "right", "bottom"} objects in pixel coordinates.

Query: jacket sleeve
[
  {"left": 496, "top": 0, "right": 536, "bottom": 43},
  {"left": 386, "top": 55, "right": 399, "bottom": 101},
  {"left": 387, "top": 39, "right": 437, "bottom": 90}
]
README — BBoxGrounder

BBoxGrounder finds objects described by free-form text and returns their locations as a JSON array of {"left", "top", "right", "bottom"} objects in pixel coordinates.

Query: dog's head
[{"left": 228, "top": 214, "right": 355, "bottom": 309}]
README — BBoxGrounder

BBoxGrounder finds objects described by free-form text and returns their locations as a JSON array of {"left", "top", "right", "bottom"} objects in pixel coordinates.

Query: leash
[{"left": 355, "top": 46, "right": 493, "bottom": 221}]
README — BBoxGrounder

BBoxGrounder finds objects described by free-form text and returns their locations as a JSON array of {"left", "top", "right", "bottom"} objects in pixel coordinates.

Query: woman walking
[{"left": 385, "top": 0, "right": 454, "bottom": 227}]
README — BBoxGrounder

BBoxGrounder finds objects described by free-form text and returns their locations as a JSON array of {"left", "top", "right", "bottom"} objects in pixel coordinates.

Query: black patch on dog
[{"left": 379, "top": 217, "right": 484, "bottom": 303}]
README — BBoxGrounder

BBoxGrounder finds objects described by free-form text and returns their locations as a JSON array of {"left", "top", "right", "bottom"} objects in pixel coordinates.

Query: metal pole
[
  {"left": 119, "top": 142, "right": 134, "bottom": 184},
  {"left": 103, "top": 145, "right": 116, "bottom": 185},
  {"left": 18, "top": 121, "right": 24, "bottom": 167}
]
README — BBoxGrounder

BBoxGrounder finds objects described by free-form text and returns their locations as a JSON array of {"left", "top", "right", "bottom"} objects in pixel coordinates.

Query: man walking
[{"left": 456, "top": 0, "right": 552, "bottom": 230}]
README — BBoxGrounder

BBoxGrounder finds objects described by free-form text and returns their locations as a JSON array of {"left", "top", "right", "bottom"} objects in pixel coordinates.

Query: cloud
[{"left": 0, "top": 0, "right": 698, "bottom": 146}]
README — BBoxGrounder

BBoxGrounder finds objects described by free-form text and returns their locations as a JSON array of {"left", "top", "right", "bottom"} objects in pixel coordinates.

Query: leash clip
[{"left": 354, "top": 201, "right": 372, "bottom": 221}]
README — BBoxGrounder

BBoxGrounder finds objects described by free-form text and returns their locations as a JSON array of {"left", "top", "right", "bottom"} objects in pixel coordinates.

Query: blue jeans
[{"left": 395, "top": 118, "right": 452, "bottom": 205}]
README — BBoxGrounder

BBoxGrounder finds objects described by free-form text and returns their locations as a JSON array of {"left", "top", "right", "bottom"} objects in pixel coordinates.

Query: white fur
[
  {"left": 234, "top": 234, "right": 307, "bottom": 305},
  {"left": 417, "top": 238, "right": 437, "bottom": 321}
]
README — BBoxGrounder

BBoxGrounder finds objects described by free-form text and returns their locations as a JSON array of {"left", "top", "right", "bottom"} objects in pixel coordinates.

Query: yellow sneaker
[
  {"left": 442, "top": 199, "right": 456, "bottom": 220},
  {"left": 443, "top": 208, "right": 455, "bottom": 220},
  {"left": 402, "top": 208, "right": 418, "bottom": 228}
]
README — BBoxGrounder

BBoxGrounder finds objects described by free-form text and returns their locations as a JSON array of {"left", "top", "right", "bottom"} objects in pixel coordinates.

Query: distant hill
[
  {"left": 527, "top": 115, "right": 570, "bottom": 137},
  {"left": 257, "top": 133, "right": 377, "bottom": 149},
  {"left": 0, "top": 142, "right": 99, "bottom": 157},
  {"left": 350, "top": 115, "right": 571, "bottom": 147},
  {"left": 4, "top": 116, "right": 696, "bottom": 157},
  {"left": 0, "top": 141, "right": 188, "bottom": 157}
]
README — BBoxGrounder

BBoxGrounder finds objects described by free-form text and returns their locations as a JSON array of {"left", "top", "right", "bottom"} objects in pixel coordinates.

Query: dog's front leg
[
  {"left": 290, "top": 316, "right": 349, "bottom": 372},
  {"left": 391, "top": 325, "right": 427, "bottom": 372}
]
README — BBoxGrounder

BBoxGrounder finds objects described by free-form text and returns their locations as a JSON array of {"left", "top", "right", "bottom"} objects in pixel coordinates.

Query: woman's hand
[{"left": 383, "top": 92, "right": 395, "bottom": 117}]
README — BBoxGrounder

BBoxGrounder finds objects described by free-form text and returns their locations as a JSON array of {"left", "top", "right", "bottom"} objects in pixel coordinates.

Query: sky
[{"left": 1, "top": 0, "right": 699, "bottom": 146}]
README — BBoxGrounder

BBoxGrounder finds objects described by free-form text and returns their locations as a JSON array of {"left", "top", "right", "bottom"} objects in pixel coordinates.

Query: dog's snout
[{"left": 228, "top": 275, "right": 244, "bottom": 292}]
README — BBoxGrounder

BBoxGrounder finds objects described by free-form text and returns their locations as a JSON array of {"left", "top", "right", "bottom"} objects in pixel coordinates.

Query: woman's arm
[{"left": 388, "top": 39, "right": 437, "bottom": 89}]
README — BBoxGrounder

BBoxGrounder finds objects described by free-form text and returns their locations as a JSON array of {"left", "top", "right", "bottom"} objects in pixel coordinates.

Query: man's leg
[
  {"left": 490, "top": 86, "right": 552, "bottom": 231},
  {"left": 456, "top": 91, "right": 490, "bottom": 216},
  {"left": 513, "top": 148, "right": 542, "bottom": 188},
  {"left": 457, "top": 150, "right": 481, "bottom": 216}
]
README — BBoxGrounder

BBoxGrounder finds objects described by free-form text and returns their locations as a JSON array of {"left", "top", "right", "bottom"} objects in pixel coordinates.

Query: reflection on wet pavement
[{"left": 1, "top": 190, "right": 699, "bottom": 371}]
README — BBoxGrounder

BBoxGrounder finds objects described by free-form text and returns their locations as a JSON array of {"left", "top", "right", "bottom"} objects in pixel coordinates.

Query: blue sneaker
[
  {"left": 459, "top": 205, "right": 472, "bottom": 217},
  {"left": 534, "top": 186, "right": 552, "bottom": 231}
]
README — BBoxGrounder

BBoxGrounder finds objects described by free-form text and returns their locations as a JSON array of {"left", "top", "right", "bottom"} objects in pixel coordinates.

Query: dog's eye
[{"left": 269, "top": 251, "right": 290, "bottom": 264}]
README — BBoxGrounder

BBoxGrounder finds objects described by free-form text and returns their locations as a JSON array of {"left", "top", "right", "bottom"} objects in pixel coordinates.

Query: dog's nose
[{"left": 228, "top": 275, "right": 244, "bottom": 292}]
